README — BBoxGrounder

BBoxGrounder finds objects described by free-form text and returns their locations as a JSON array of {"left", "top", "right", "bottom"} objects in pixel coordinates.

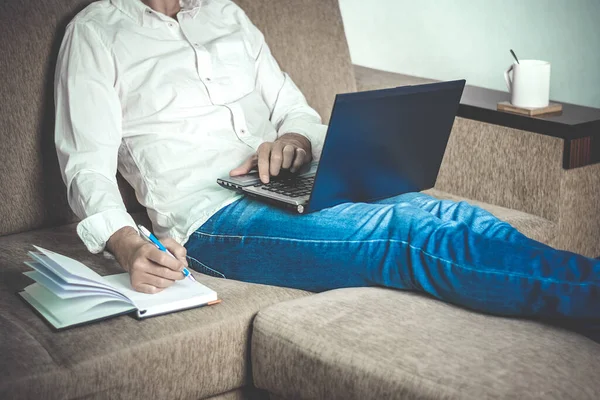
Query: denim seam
[
  {"left": 186, "top": 254, "right": 227, "bottom": 279},
  {"left": 192, "top": 231, "right": 595, "bottom": 288}
]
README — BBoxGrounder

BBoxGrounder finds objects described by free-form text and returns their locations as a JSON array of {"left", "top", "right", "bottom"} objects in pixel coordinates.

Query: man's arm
[
  {"left": 55, "top": 22, "right": 186, "bottom": 293},
  {"left": 54, "top": 22, "right": 135, "bottom": 253},
  {"left": 229, "top": 5, "right": 328, "bottom": 183}
]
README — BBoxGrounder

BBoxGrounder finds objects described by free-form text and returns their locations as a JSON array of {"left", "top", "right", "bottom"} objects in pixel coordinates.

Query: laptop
[{"left": 217, "top": 80, "right": 466, "bottom": 214}]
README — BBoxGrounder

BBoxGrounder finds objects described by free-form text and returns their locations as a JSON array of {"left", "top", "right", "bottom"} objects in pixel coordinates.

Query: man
[{"left": 55, "top": 0, "right": 599, "bottom": 326}]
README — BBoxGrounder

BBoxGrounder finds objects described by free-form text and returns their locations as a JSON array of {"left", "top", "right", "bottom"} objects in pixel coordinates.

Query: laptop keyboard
[{"left": 256, "top": 176, "right": 314, "bottom": 198}]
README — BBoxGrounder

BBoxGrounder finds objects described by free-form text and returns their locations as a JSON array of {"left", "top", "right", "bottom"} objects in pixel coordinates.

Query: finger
[
  {"left": 162, "top": 238, "right": 188, "bottom": 267},
  {"left": 146, "top": 247, "right": 184, "bottom": 272},
  {"left": 290, "top": 148, "right": 307, "bottom": 173},
  {"left": 140, "top": 262, "right": 184, "bottom": 281},
  {"left": 132, "top": 282, "right": 164, "bottom": 295},
  {"left": 281, "top": 144, "right": 296, "bottom": 170},
  {"left": 270, "top": 141, "right": 285, "bottom": 177},
  {"left": 140, "top": 272, "right": 176, "bottom": 289},
  {"left": 257, "top": 143, "right": 272, "bottom": 183},
  {"left": 230, "top": 154, "right": 257, "bottom": 176}
]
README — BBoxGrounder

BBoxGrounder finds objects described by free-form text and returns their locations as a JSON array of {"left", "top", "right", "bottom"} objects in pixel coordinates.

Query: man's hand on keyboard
[{"left": 230, "top": 133, "right": 312, "bottom": 184}]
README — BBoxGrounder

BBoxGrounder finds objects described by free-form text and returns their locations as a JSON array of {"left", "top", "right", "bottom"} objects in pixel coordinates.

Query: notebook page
[
  {"left": 32, "top": 246, "right": 109, "bottom": 287},
  {"left": 28, "top": 252, "right": 131, "bottom": 301},
  {"left": 23, "top": 270, "right": 127, "bottom": 300},
  {"left": 103, "top": 273, "right": 217, "bottom": 317},
  {"left": 24, "top": 261, "right": 68, "bottom": 286},
  {"left": 24, "top": 261, "right": 129, "bottom": 296},
  {"left": 25, "top": 258, "right": 131, "bottom": 300},
  {"left": 19, "top": 290, "right": 135, "bottom": 330},
  {"left": 28, "top": 252, "right": 93, "bottom": 286},
  {"left": 23, "top": 283, "right": 133, "bottom": 321}
]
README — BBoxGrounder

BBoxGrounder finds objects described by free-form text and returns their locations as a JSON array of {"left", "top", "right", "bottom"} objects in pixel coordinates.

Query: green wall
[{"left": 339, "top": 0, "right": 600, "bottom": 108}]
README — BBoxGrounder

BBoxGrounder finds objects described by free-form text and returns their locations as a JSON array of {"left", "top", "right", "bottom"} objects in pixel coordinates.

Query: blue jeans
[{"left": 185, "top": 193, "right": 599, "bottom": 325}]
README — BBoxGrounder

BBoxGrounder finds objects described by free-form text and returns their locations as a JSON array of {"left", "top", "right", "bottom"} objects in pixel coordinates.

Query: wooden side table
[{"left": 458, "top": 86, "right": 600, "bottom": 169}]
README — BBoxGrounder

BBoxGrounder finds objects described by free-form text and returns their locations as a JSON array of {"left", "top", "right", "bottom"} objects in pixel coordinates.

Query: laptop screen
[{"left": 307, "top": 80, "right": 465, "bottom": 213}]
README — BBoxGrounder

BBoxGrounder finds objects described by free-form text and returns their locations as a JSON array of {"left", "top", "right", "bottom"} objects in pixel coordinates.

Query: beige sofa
[{"left": 1, "top": 0, "right": 599, "bottom": 399}]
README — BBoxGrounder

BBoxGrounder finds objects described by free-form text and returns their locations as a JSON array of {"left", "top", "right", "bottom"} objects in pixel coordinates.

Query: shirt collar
[
  {"left": 180, "top": 0, "right": 202, "bottom": 10},
  {"left": 111, "top": 0, "right": 203, "bottom": 26}
]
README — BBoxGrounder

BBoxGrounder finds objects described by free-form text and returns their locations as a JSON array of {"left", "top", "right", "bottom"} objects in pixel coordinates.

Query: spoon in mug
[{"left": 510, "top": 49, "right": 520, "bottom": 64}]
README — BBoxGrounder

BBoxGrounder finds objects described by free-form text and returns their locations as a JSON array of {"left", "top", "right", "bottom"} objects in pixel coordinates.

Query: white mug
[{"left": 504, "top": 60, "right": 551, "bottom": 108}]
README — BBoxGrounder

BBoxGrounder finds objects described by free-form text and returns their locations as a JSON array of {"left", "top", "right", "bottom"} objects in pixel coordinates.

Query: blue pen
[{"left": 138, "top": 225, "right": 196, "bottom": 282}]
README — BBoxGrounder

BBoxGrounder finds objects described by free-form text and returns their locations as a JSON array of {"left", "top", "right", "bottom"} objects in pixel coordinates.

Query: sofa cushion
[
  {"left": 0, "top": 0, "right": 148, "bottom": 238},
  {"left": 252, "top": 287, "right": 600, "bottom": 400},
  {"left": 0, "top": 223, "right": 310, "bottom": 399},
  {"left": 423, "top": 188, "right": 557, "bottom": 246},
  {"left": 354, "top": 65, "right": 437, "bottom": 90}
]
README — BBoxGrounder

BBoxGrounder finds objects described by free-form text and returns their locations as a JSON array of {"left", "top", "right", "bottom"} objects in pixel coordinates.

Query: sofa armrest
[
  {"left": 557, "top": 164, "right": 600, "bottom": 257},
  {"left": 435, "top": 117, "right": 564, "bottom": 223},
  {"left": 436, "top": 117, "right": 600, "bottom": 257}
]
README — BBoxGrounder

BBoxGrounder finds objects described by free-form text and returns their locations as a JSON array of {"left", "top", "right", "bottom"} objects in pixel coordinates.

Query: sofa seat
[
  {"left": 252, "top": 288, "right": 600, "bottom": 400},
  {"left": 0, "top": 223, "right": 310, "bottom": 400},
  {"left": 423, "top": 189, "right": 557, "bottom": 245}
]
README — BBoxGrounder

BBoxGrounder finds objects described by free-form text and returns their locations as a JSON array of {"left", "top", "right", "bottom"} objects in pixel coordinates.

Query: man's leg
[
  {"left": 185, "top": 197, "right": 600, "bottom": 319},
  {"left": 377, "top": 192, "right": 546, "bottom": 247}
]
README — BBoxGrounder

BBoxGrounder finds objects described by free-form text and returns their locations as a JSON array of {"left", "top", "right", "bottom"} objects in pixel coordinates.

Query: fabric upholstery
[
  {"left": 205, "top": 387, "right": 270, "bottom": 400},
  {"left": 354, "top": 64, "right": 437, "bottom": 89},
  {"left": 0, "top": 0, "right": 142, "bottom": 237},
  {"left": 423, "top": 188, "right": 557, "bottom": 245},
  {"left": 252, "top": 288, "right": 600, "bottom": 400},
  {"left": 557, "top": 163, "right": 600, "bottom": 257},
  {"left": 0, "top": 223, "right": 310, "bottom": 399},
  {"left": 437, "top": 117, "right": 563, "bottom": 223}
]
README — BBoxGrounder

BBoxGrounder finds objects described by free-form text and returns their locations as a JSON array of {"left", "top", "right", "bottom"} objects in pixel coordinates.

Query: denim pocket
[{"left": 186, "top": 255, "right": 227, "bottom": 279}]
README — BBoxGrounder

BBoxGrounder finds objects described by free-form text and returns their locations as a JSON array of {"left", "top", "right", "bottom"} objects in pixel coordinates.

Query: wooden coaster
[{"left": 497, "top": 101, "right": 563, "bottom": 116}]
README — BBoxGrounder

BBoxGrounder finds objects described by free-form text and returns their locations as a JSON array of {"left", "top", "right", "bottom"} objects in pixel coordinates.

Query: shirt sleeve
[
  {"left": 54, "top": 22, "right": 137, "bottom": 253},
  {"left": 236, "top": 7, "right": 328, "bottom": 160}
]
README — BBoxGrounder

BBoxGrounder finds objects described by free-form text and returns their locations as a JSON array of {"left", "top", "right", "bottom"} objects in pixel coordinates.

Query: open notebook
[{"left": 19, "top": 246, "right": 219, "bottom": 330}]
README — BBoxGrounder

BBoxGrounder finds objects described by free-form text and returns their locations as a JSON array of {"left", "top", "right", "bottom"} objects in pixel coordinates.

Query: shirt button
[
  {"left": 206, "top": 77, "right": 212, "bottom": 82},
  {"left": 146, "top": 9, "right": 152, "bottom": 14},
  {"left": 240, "top": 129, "right": 246, "bottom": 135},
  {"left": 168, "top": 23, "right": 174, "bottom": 27},
  {"left": 194, "top": 43, "right": 200, "bottom": 47}
]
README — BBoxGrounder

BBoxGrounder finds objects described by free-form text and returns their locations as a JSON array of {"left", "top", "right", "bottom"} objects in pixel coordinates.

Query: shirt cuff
[
  {"left": 76, "top": 209, "right": 138, "bottom": 253},
  {"left": 278, "top": 119, "right": 328, "bottom": 161}
]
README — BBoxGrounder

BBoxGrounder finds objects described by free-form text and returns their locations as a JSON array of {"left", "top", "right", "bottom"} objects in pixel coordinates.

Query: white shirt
[{"left": 55, "top": 0, "right": 327, "bottom": 253}]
